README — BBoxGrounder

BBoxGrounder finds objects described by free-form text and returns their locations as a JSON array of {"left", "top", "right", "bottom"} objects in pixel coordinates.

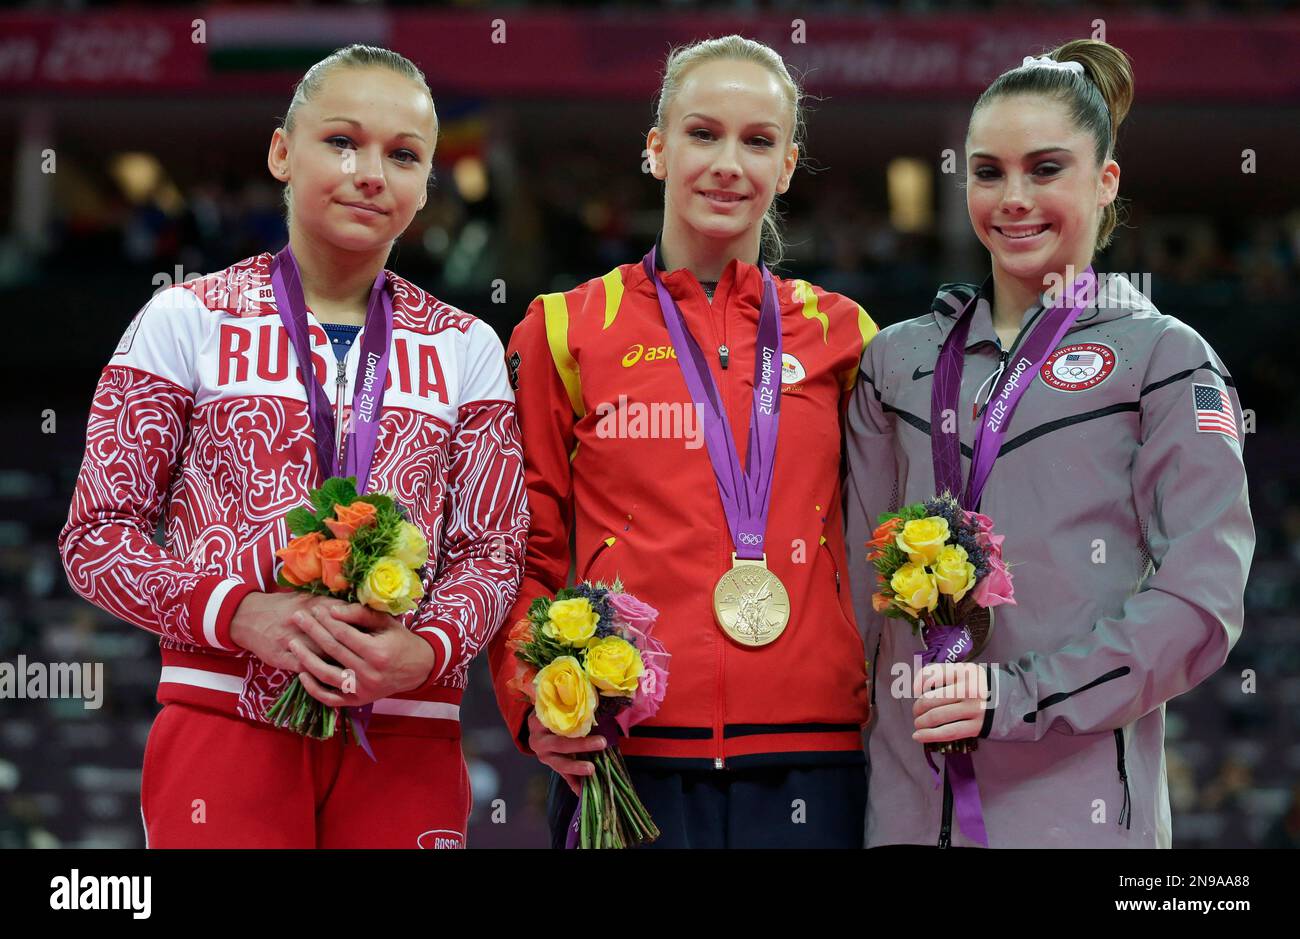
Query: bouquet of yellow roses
[
  {"left": 267, "top": 475, "right": 429, "bottom": 746},
  {"left": 867, "top": 492, "right": 1015, "bottom": 754},
  {"left": 507, "top": 580, "right": 669, "bottom": 849}
]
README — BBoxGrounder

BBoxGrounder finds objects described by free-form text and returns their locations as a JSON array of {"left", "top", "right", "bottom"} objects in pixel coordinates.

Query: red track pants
[{"left": 140, "top": 702, "right": 471, "bottom": 848}]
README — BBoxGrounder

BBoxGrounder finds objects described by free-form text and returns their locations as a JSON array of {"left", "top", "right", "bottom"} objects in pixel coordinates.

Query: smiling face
[
  {"left": 267, "top": 66, "right": 437, "bottom": 253},
  {"left": 966, "top": 94, "right": 1119, "bottom": 291},
  {"left": 647, "top": 58, "right": 798, "bottom": 252}
]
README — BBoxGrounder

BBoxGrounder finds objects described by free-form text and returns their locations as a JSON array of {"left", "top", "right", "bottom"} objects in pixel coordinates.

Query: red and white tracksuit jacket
[
  {"left": 488, "top": 249, "right": 878, "bottom": 769},
  {"left": 59, "top": 253, "right": 528, "bottom": 738}
]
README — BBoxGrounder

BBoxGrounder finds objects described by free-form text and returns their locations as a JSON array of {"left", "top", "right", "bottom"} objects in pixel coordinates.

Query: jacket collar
[
  {"left": 254, "top": 251, "right": 406, "bottom": 321},
  {"left": 928, "top": 276, "right": 997, "bottom": 350},
  {"left": 930, "top": 271, "right": 1148, "bottom": 350},
  {"left": 641, "top": 231, "right": 768, "bottom": 309}
]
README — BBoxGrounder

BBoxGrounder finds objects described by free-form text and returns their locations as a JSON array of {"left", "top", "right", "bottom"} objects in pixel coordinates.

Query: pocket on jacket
[
  {"left": 579, "top": 535, "right": 619, "bottom": 584},
  {"left": 817, "top": 538, "right": 843, "bottom": 597},
  {"left": 819, "top": 539, "right": 863, "bottom": 651}
]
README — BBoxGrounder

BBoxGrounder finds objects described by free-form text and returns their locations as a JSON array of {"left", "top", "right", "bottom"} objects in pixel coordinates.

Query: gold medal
[{"left": 713, "top": 554, "right": 790, "bottom": 647}]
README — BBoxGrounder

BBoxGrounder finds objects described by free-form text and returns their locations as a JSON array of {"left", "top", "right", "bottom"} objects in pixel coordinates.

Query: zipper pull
[
  {"left": 718, "top": 344, "right": 729, "bottom": 370},
  {"left": 335, "top": 358, "right": 348, "bottom": 465},
  {"left": 972, "top": 350, "right": 1010, "bottom": 421},
  {"left": 714, "top": 757, "right": 725, "bottom": 770}
]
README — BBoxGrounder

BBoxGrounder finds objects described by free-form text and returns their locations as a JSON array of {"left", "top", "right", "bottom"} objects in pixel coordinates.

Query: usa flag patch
[{"left": 1193, "top": 383, "right": 1238, "bottom": 441}]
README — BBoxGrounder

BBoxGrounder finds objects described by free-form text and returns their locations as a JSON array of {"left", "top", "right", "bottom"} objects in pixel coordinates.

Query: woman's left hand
[
  {"left": 912, "top": 662, "right": 990, "bottom": 744},
  {"left": 289, "top": 603, "right": 435, "bottom": 707}
]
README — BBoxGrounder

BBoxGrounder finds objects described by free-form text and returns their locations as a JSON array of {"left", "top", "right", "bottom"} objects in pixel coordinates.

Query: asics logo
[{"left": 622, "top": 343, "right": 678, "bottom": 367}]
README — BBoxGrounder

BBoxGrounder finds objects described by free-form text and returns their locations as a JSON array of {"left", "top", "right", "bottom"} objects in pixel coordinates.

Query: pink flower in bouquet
[
  {"left": 972, "top": 553, "right": 1016, "bottom": 608},
  {"left": 978, "top": 530, "right": 1006, "bottom": 560},
  {"left": 616, "top": 654, "right": 669, "bottom": 735},
  {"left": 965, "top": 510, "right": 1006, "bottom": 560},
  {"left": 608, "top": 591, "right": 659, "bottom": 630}
]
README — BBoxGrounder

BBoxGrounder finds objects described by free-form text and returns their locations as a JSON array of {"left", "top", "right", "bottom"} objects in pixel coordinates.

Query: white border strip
[
  {"left": 371, "top": 699, "right": 460, "bottom": 721},
  {"left": 414, "top": 625, "right": 452, "bottom": 680},
  {"left": 202, "top": 580, "right": 239, "bottom": 650},
  {"left": 159, "top": 666, "right": 243, "bottom": 694}
]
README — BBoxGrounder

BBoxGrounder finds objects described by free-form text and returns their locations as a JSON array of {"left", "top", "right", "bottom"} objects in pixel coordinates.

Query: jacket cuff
[
  {"left": 979, "top": 703, "right": 996, "bottom": 739},
  {"left": 412, "top": 624, "right": 460, "bottom": 692},
  {"left": 187, "top": 575, "right": 257, "bottom": 652},
  {"left": 978, "top": 663, "right": 998, "bottom": 739},
  {"left": 516, "top": 707, "right": 533, "bottom": 755}
]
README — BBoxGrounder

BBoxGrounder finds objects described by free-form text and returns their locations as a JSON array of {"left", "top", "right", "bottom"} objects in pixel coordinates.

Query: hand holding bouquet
[
  {"left": 507, "top": 581, "right": 669, "bottom": 849},
  {"left": 867, "top": 492, "right": 1015, "bottom": 754},
  {"left": 267, "top": 476, "right": 429, "bottom": 745}
]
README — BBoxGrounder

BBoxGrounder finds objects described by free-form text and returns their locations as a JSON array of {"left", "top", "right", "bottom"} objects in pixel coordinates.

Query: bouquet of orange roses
[{"left": 268, "top": 475, "right": 429, "bottom": 745}]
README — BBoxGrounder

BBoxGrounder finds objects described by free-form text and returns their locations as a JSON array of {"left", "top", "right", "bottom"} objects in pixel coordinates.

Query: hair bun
[{"left": 1050, "top": 39, "right": 1134, "bottom": 138}]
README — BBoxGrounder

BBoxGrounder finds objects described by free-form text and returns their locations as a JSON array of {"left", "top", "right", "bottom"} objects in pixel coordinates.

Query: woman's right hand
[
  {"left": 526, "top": 710, "right": 608, "bottom": 796},
  {"left": 228, "top": 591, "right": 335, "bottom": 673}
]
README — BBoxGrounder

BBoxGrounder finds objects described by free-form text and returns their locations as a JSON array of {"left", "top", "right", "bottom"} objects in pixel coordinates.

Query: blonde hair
[
  {"left": 972, "top": 39, "right": 1134, "bottom": 252},
  {"left": 278, "top": 44, "right": 436, "bottom": 220},
  {"left": 653, "top": 35, "right": 805, "bottom": 269}
]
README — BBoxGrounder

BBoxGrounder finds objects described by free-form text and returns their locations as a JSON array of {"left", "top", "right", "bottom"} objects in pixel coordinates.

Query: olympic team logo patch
[
  {"left": 780, "top": 353, "right": 805, "bottom": 384},
  {"left": 1040, "top": 343, "right": 1117, "bottom": 392}
]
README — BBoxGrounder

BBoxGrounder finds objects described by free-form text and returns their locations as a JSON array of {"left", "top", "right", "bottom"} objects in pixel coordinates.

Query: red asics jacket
[{"left": 489, "top": 248, "right": 877, "bottom": 769}]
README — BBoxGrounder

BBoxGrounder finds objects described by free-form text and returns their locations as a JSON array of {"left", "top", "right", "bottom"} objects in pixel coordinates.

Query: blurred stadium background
[{"left": 1, "top": 1, "right": 1297, "bottom": 849}]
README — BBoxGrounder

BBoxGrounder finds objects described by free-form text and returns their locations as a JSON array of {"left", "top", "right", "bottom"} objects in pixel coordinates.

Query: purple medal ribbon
[
  {"left": 270, "top": 244, "right": 394, "bottom": 490},
  {"left": 270, "top": 243, "right": 396, "bottom": 762},
  {"left": 641, "top": 248, "right": 782, "bottom": 561},
  {"left": 924, "top": 267, "right": 1096, "bottom": 847},
  {"left": 932, "top": 268, "right": 1096, "bottom": 506},
  {"left": 918, "top": 624, "right": 987, "bottom": 846}
]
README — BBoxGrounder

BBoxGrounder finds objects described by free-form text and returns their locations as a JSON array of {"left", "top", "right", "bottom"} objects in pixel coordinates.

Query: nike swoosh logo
[{"left": 912, "top": 365, "right": 935, "bottom": 381}]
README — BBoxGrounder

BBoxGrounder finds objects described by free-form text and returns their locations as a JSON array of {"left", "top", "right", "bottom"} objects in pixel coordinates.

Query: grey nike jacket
[{"left": 844, "top": 274, "right": 1254, "bottom": 847}]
